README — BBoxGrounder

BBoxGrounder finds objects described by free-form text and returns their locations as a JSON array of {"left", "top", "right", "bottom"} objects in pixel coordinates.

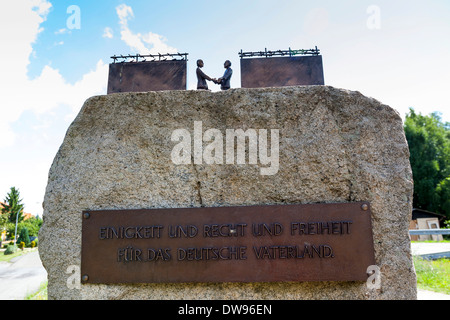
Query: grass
[
  {"left": 25, "top": 281, "right": 48, "bottom": 300},
  {"left": 0, "top": 247, "right": 38, "bottom": 263},
  {"left": 414, "top": 256, "right": 450, "bottom": 295}
]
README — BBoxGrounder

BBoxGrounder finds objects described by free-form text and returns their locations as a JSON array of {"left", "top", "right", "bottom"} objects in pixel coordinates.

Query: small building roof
[{"left": 412, "top": 208, "right": 446, "bottom": 222}]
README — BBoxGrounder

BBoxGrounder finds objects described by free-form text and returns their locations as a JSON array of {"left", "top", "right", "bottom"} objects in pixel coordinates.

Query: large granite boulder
[{"left": 39, "top": 86, "right": 416, "bottom": 299}]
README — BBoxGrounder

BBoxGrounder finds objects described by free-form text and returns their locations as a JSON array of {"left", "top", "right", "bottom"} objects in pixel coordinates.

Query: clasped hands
[{"left": 211, "top": 78, "right": 222, "bottom": 85}]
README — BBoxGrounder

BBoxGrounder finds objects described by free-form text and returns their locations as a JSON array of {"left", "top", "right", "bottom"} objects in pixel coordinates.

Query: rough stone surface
[{"left": 39, "top": 85, "right": 416, "bottom": 300}]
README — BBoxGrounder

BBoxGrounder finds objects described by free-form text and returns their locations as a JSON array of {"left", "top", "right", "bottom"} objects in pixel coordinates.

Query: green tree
[
  {"left": 435, "top": 177, "right": 450, "bottom": 218},
  {"left": 17, "top": 227, "right": 30, "bottom": 247},
  {"left": 0, "top": 211, "right": 8, "bottom": 233},
  {"left": 6, "top": 216, "right": 43, "bottom": 239},
  {"left": 404, "top": 108, "right": 450, "bottom": 218},
  {"left": 1, "top": 187, "right": 24, "bottom": 223}
]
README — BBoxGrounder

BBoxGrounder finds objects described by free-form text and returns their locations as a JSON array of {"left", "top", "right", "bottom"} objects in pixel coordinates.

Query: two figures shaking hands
[{"left": 196, "top": 59, "right": 233, "bottom": 91}]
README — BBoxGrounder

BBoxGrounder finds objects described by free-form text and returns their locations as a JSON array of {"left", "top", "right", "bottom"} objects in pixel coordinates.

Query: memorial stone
[{"left": 39, "top": 85, "right": 416, "bottom": 300}]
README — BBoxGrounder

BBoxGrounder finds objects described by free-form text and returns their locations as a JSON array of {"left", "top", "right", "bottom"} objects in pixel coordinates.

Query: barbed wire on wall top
[
  {"left": 239, "top": 47, "right": 320, "bottom": 59},
  {"left": 111, "top": 53, "right": 189, "bottom": 64}
]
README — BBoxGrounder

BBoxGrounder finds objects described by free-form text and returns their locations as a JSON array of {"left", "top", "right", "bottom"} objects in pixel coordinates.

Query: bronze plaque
[
  {"left": 81, "top": 202, "right": 375, "bottom": 284},
  {"left": 240, "top": 55, "right": 325, "bottom": 88},
  {"left": 107, "top": 60, "right": 187, "bottom": 94}
]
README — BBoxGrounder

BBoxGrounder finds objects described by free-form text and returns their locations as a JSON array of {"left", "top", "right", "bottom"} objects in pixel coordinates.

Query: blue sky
[{"left": 1, "top": 0, "right": 449, "bottom": 216}]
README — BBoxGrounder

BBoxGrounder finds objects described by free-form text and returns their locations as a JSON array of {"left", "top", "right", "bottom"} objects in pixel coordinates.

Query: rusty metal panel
[
  {"left": 107, "top": 60, "right": 187, "bottom": 94},
  {"left": 240, "top": 56, "right": 325, "bottom": 88},
  {"left": 81, "top": 202, "right": 375, "bottom": 284}
]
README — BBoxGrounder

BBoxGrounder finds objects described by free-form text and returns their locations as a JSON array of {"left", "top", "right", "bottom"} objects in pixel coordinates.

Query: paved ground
[
  {"left": 410, "top": 242, "right": 450, "bottom": 256},
  {"left": 0, "top": 250, "right": 48, "bottom": 300},
  {"left": 417, "top": 289, "right": 450, "bottom": 300}
]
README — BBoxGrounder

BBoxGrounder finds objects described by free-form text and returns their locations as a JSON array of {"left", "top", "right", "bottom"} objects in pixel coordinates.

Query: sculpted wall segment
[{"left": 39, "top": 85, "right": 415, "bottom": 300}]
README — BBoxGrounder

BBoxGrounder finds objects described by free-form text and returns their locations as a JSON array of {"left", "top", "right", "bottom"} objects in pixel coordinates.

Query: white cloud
[
  {"left": 0, "top": 1, "right": 176, "bottom": 215},
  {"left": 0, "top": 0, "right": 108, "bottom": 215},
  {"left": 55, "top": 28, "right": 69, "bottom": 35},
  {"left": 0, "top": 0, "right": 108, "bottom": 149},
  {"left": 0, "top": 0, "right": 52, "bottom": 147},
  {"left": 27, "top": 60, "right": 108, "bottom": 116},
  {"left": 115, "top": 4, "right": 177, "bottom": 54},
  {"left": 117, "top": 3, "right": 133, "bottom": 24},
  {"left": 103, "top": 27, "right": 114, "bottom": 39},
  {"left": 30, "top": 0, "right": 52, "bottom": 15}
]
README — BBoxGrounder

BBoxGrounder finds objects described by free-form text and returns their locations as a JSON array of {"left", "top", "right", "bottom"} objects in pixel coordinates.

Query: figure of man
[
  {"left": 196, "top": 59, "right": 216, "bottom": 90},
  {"left": 217, "top": 60, "right": 233, "bottom": 90}
]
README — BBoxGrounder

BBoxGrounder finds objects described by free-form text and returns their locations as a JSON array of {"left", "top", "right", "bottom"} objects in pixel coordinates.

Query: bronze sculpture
[
  {"left": 216, "top": 60, "right": 233, "bottom": 90},
  {"left": 196, "top": 59, "right": 216, "bottom": 90}
]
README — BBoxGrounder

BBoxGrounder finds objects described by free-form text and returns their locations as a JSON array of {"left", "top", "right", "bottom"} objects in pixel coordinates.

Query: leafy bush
[
  {"left": 17, "top": 227, "right": 30, "bottom": 247},
  {"left": 6, "top": 216, "right": 43, "bottom": 239},
  {"left": 30, "top": 240, "right": 36, "bottom": 248},
  {"left": 18, "top": 241, "right": 25, "bottom": 250},
  {"left": 444, "top": 220, "right": 450, "bottom": 229},
  {"left": 4, "top": 244, "right": 17, "bottom": 255}
]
